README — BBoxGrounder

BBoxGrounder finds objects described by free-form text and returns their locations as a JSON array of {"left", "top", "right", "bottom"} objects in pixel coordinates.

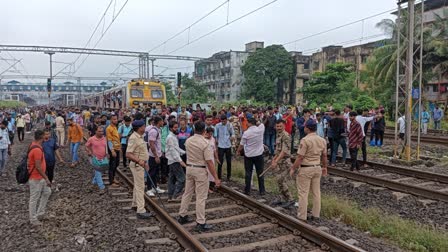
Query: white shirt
[
  {"left": 165, "top": 131, "right": 185, "bottom": 165},
  {"left": 240, "top": 124, "right": 265, "bottom": 157},
  {"left": 398, "top": 116, "right": 406, "bottom": 134},
  {"left": 355, "top": 115, "right": 375, "bottom": 137}
]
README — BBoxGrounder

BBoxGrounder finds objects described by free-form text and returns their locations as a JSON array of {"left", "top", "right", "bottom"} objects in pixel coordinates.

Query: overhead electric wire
[
  {"left": 282, "top": 8, "right": 396, "bottom": 46},
  {"left": 167, "top": 0, "right": 279, "bottom": 55},
  {"left": 55, "top": 0, "right": 130, "bottom": 77}
]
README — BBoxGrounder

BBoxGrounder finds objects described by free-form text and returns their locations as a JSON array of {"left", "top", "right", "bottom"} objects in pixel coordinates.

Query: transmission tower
[{"left": 393, "top": 0, "right": 425, "bottom": 162}]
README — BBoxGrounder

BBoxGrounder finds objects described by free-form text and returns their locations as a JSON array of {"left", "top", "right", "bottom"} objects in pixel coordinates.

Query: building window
[{"left": 226, "top": 94, "right": 230, "bottom": 100}]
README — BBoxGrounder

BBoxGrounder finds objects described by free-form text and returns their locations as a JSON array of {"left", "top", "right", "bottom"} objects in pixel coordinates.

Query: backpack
[{"left": 16, "top": 145, "right": 42, "bottom": 184}]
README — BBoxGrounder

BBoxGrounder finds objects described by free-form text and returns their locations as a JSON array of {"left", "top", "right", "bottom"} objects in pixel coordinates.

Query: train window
[
  {"left": 151, "top": 90, "right": 163, "bottom": 99},
  {"left": 131, "top": 89, "right": 144, "bottom": 98}
]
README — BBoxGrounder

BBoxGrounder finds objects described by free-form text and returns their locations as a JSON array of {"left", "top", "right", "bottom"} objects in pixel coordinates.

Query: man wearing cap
[
  {"left": 126, "top": 120, "right": 154, "bottom": 219},
  {"left": 271, "top": 119, "right": 294, "bottom": 207},
  {"left": 290, "top": 120, "right": 327, "bottom": 221},
  {"left": 214, "top": 114, "right": 234, "bottom": 181},
  {"left": 177, "top": 121, "right": 221, "bottom": 231}
]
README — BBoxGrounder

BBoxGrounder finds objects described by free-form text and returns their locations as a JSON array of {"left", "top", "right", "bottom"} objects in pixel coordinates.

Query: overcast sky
[{"left": 0, "top": 0, "right": 397, "bottom": 83}]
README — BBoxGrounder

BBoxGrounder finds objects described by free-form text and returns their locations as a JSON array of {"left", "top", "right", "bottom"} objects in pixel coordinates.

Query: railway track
[
  {"left": 329, "top": 159, "right": 448, "bottom": 203},
  {"left": 383, "top": 132, "right": 448, "bottom": 145},
  {"left": 385, "top": 126, "right": 448, "bottom": 136},
  {"left": 113, "top": 167, "right": 364, "bottom": 252}
]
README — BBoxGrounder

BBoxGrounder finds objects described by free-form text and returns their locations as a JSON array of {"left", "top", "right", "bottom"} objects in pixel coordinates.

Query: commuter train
[{"left": 82, "top": 79, "right": 166, "bottom": 109}]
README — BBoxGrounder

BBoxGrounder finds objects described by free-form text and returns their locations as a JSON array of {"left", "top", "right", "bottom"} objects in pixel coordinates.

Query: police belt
[
  {"left": 187, "top": 164, "right": 206, "bottom": 168},
  {"left": 301, "top": 164, "right": 321, "bottom": 168}
]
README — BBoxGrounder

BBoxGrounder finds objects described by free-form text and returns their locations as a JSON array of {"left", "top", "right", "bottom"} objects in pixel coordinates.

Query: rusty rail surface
[{"left": 218, "top": 185, "right": 365, "bottom": 252}]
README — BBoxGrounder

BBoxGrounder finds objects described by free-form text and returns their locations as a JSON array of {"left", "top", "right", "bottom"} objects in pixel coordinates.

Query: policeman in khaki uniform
[
  {"left": 177, "top": 121, "right": 221, "bottom": 231},
  {"left": 126, "top": 120, "right": 154, "bottom": 219},
  {"left": 290, "top": 120, "right": 327, "bottom": 221},
  {"left": 270, "top": 119, "right": 294, "bottom": 207}
]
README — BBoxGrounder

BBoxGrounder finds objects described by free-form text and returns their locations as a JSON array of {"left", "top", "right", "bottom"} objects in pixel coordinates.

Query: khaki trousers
[
  {"left": 296, "top": 166, "right": 322, "bottom": 220},
  {"left": 29, "top": 179, "right": 52, "bottom": 222},
  {"left": 55, "top": 127, "right": 65, "bottom": 146},
  {"left": 130, "top": 163, "right": 146, "bottom": 213},
  {"left": 179, "top": 167, "right": 209, "bottom": 224}
]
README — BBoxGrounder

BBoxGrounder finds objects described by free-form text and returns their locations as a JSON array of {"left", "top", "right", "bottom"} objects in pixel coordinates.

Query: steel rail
[
  {"left": 218, "top": 185, "right": 365, "bottom": 252},
  {"left": 338, "top": 157, "right": 448, "bottom": 184},
  {"left": 328, "top": 167, "right": 448, "bottom": 202},
  {"left": 116, "top": 168, "right": 208, "bottom": 252},
  {"left": 364, "top": 160, "right": 448, "bottom": 184},
  {"left": 383, "top": 132, "right": 448, "bottom": 145}
]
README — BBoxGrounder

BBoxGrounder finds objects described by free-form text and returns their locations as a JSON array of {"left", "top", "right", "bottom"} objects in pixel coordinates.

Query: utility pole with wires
[{"left": 393, "top": 0, "right": 424, "bottom": 162}]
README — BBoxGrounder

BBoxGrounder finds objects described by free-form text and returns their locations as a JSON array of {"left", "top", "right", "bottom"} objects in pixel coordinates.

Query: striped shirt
[{"left": 348, "top": 120, "right": 363, "bottom": 149}]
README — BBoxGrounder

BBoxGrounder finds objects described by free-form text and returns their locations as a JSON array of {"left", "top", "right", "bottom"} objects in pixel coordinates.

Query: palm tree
[{"left": 425, "top": 9, "right": 448, "bottom": 78}]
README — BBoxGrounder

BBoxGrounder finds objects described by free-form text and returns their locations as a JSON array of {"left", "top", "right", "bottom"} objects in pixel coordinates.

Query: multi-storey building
[{"left": 194, "top": 42, "right": 263, "bottom": 102}]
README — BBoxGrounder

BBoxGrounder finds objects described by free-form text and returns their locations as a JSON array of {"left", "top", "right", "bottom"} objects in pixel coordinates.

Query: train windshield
[
  {"left": 131, "top": 89, "right": 144, "bottom": 98},
  {"left": 151, "top": 90, "right": 163, "bottom": 99}
]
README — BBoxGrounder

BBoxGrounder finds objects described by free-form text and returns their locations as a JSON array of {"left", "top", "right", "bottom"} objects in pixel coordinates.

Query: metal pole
[
  {"left": 151, "top": 59, "right": 155, "bottom": 78},
  {"left": 393, "top": 3, "right": 402, "bottom": 158},
  {"left": 416, "top": 0, "right": 424, "bottom": 159},
  {"left": 404, "top": 0, "right": 415, "bottom": 161}
]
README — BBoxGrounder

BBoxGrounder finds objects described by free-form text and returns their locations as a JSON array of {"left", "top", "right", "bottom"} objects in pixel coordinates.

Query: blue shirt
[
  {"left": 177, "top": 126, "right": 193, "bottom": 150},
  {"left": 422, "top": 111, "right": 430, "bottom": 123},
  {"left": 434, "top": 108, "right": 443, "bottom": 121},
  {"left": 214, "top": 122, "right": 234, "bottom": 148},
  {"left": 7, "top": 118, "right": 15, "bottom": 133},
  {"left": 43, "top": 138, "right": 59, "bottom": 166},
  {"left": 118, "top": 124, "right": 132, "bottom": 145}
]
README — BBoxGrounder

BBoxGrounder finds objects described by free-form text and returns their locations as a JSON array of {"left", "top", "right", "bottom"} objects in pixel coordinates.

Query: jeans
[
  {"left": 0, "top": 149, "right": 8, "bottom": 174},
  {"left": 244, "top": 154, "right": 265, "bottom": 194},
  {"left": 17, "top": 127, "right": 25, "bottom": 141},
  {"left": 263, "top": 133, "right": 275, "bottom": 156},
  {"left": 374, "top": 130, "right": 384, "bottom": 146},
  {"left": 45, "top": 164, "right": 55, "bottom": 182},
  {"left": 70, "top": 142, "right": 80, "bottom": 163},
  {"left": 29, "top": 179, "right": 52, "bottom": 222},
  {"left": 148, "top": 156, "right": 161, "bottom": 190},
  {"left": 168, "top": 162, "right": 185, "bottom": 198},
  {"left": 349, "top": 147, "right": 360, "bottom": 170},
  {"left": 8, "top": 132, "right": 14, "bottom": 145},
  {"left": 121, "top": 144, "right": 128, "bottom": 167},
  {"left": 217, "top": 147, "right": 232, "bottom": 180},
  {"left": 92, "top": 170, "right": 105, "bottom": 190},
  {"left": 331, "top": 137, "right": 347, "bottom": 165},
  {"left": 160, "top": 156, "right": 169, "bottom": 183},
  {"left": 108, "top": 148, "right": 120, "bottom": 183},
  {"left": 434, "top": 120, "right": 441, "bottom": 130}
]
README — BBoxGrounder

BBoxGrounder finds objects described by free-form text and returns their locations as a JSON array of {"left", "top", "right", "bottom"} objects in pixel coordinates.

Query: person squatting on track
[
  {"left": 165, "top": 120, "right": 187, "bottom": 202},
  {"left": 177, "top": 121, "right": 221, "bottom": 231},
  {"left": 126, "top": 120, "right": 154, "bottom": 219},
  {"left": 290, "top": 120, "right": 327, "bottom": 221},
  {"left": 86, "top": 126, "right": 108, "bottom": 193},
  {"left": 28, "top": 130, "right": 52, "bottom": 226}
]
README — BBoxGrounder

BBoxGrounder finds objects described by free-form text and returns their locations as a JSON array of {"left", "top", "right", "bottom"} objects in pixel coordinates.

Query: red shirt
[
  {"left": 283, "top": 114, "right": 293, "bottom": 134},
  {"left": 28, "top": 142, "right": 46, "bottom": 180}
]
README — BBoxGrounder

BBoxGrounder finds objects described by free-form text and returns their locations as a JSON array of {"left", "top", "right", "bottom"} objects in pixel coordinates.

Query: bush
[{"left": 0, "top": 101, "right": 27, "bottom": 109}]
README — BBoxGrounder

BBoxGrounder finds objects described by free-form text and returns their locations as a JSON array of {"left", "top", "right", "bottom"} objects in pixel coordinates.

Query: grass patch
[
  {"left": 226, "top": 159, "right": 448, "bottom": 251},
  {"left": 0, "top": 100, "right": 26, "bottom": 109}
]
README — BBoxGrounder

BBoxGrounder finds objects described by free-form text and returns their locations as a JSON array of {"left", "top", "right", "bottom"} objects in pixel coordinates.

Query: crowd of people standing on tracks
[{"left": 0, "top": 102, "right": 446, "bottom": 228}]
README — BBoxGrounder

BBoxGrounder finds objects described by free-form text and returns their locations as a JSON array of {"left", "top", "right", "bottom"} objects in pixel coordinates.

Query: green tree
[
  {"left": 353, "top": 94, "right": 377, "bottom": 110},
  {"left": 241, "top": 45, "right": 293, "bottom": 103},
  {"left": 300, "top": 63, "right": 358, "bottom": 106},
  {"left": 180, "top": 73, "right": 213, "bottom": 104}
]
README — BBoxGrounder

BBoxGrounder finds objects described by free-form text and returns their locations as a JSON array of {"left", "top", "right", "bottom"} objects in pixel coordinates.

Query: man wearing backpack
[
  {"left": 0, "top": 121, "right": 12, "bottom": 177},
  {"left": 28, "top": 130, "right": 52, "bottom": 226},
  {"left": 214, "top": 115, "right": 235, "bottom": 181},
  {"left": 146, "top": 116, "right": 165, "bottom": 197}
]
